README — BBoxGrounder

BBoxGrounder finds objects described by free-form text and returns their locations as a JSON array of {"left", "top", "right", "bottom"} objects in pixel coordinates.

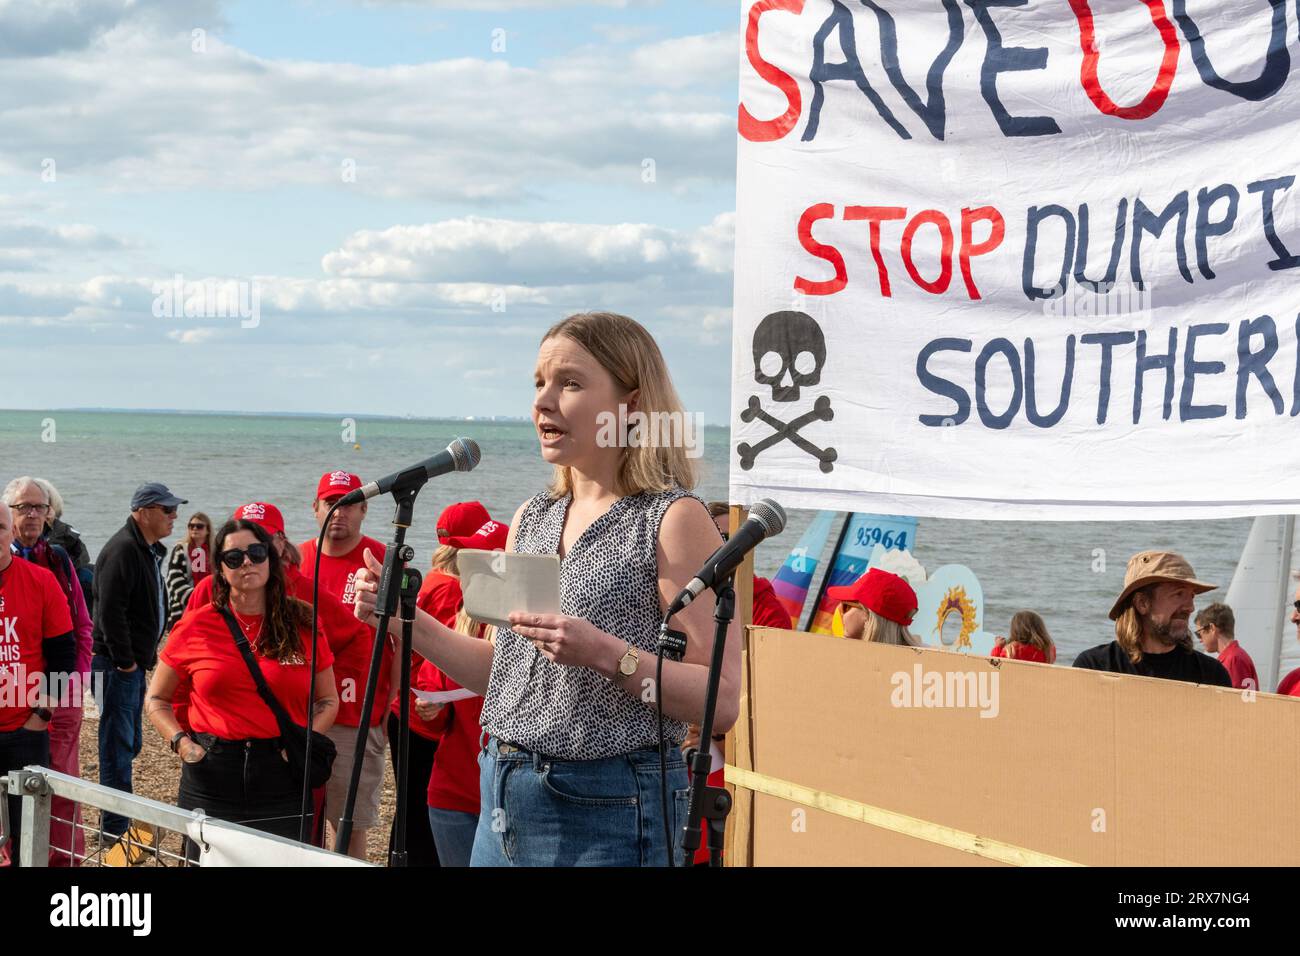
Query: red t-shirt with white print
[
  {"left": 0, "top": 557, "right": 74, "bottom": 731},
  {"left": 298, "top": 536, "right": 390, "bottom": 726}
]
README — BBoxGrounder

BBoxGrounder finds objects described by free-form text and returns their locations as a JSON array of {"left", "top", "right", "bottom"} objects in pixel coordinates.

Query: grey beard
[{"left": 1146, "top": 618, "right": 1182, "bottom": 646}]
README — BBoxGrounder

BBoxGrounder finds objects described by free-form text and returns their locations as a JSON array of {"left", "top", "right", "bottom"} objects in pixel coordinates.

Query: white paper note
[
  {"left": 458, "top": 549, "right": 561, "bottom": 629},
  {"left": 412, "top": 687, "right": 478, "bottom": 705}
]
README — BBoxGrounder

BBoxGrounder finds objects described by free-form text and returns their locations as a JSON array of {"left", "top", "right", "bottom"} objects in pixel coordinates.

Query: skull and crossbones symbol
[{"left": 737, "top": 310, "right": 837, "bottom": 473}]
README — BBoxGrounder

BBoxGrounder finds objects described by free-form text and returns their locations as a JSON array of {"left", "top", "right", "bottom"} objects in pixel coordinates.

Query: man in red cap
[
  {"left": 1074, "top": 550, "right": 1230, "bottom": 686},
  {"left": 299, "top": 473, "right": 391, "bottom": 858}
]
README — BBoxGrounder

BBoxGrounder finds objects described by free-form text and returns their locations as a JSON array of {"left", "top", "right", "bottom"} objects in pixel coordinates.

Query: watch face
[{"left": 620, "top": 650, "right": 638, "bottom": 675}]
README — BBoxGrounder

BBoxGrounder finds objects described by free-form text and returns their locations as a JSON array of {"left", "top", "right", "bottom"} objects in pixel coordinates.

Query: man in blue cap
[{"left": 91, "top": 482, "right": 185, "bottom": 863}]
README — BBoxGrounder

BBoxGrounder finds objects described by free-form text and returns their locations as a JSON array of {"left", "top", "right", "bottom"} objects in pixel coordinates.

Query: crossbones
[{"left": 737, "top": 394, "right": 837, "bottom": 473}]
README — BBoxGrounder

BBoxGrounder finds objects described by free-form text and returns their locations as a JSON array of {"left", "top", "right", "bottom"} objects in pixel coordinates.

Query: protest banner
[{"left": 729, "top": 0, "right": 1300, "bottom": 519}]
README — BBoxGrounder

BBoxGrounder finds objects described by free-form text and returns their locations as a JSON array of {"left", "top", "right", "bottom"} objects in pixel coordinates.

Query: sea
[{"left": 0, "top": 408, "right": 1256, "bottom": 664}]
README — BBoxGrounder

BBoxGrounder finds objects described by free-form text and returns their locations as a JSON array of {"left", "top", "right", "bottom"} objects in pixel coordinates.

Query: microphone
[
  {"left": 336, "top": 437, "right": 481, "bottom": 505},
  {"left": 666, "top": 498, "right": 786, "bottom": 617}
]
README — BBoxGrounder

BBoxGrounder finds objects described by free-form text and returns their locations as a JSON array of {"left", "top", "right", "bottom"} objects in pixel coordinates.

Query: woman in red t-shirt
[
  {"left": 990, "top": 610, "right": 1058, "bottom": 664},
  {"left": 421, "top": 608, "right": 491, "bottom": 867},
  {"left": 146, "top": 519, "right": 338, "bottom": 852},
  {"left": 385, "top": 505, "right": 505, "bottom": 866}
]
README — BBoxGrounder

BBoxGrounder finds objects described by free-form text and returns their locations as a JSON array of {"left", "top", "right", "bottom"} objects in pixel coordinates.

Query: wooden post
[{"left": 724, "top": 504, "right": 755, "bottom": 867}]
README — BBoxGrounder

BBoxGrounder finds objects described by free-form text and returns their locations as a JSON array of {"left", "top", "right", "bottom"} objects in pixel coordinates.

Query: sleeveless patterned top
[{"left": 478, "top": 486, "right": 697, "bottom": 760}]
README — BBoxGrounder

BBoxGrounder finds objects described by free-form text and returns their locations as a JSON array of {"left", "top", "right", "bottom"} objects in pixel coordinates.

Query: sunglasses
[
  {"left": 188, "top": 523, "right": 208, "bottom": 530},
  {"left": 151, "top": 505, "right": 178, "bottom": 517},
  {"left": 1294, "top": 600, "right": 1300, "bottom": 614},
  {"left": 12, "top": 503, "right": 50, "bottom": 516},
  {"left": 219, "top": 544, "right": 270, "bottom": 570}
]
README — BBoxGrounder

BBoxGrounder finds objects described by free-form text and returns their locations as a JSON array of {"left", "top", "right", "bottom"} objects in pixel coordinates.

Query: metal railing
[{"left": 1, "top": 766, "right": 368, "bottom": 867}]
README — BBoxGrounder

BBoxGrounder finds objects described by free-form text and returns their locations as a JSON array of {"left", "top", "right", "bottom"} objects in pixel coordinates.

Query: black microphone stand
[
  {"left": 679, "top": 577, "right": 735, "bottom": 867},
  {"left": 334, "top": 482, "right": 422, "bottom": 865}
]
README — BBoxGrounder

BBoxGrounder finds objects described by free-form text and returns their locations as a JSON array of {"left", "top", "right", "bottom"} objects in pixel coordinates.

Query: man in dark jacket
[
  {"left": 1073, "top": 550, "right": 1232, "bottom": 687},
  {"left": 91, "top": 482, "right": 185, "bottom": 849}
]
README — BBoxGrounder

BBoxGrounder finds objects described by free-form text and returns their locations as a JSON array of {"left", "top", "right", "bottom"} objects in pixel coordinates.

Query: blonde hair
[
  {"left": 1007, "top": 610, "right": 1055, "bottom": 661},
  {"left": 432, "top": 544, "right": 459, "bottom": 575},
  {"left": 542, "top": 312, "right": 697, "bottom": 498},
  {"left": 453, "top": 606, "right": 495, "bottom": 644},
  {"left": 861, "top": 608, "right": 921, "bottom": 647},
  {"left": 1114, "top": 584, "right": 1193, "bottom": 663}
]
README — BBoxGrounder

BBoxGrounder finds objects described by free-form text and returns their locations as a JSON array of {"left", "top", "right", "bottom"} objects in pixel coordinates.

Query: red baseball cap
[
  {"left": 826, "top": 568, "right": 918, "bottom": 626},
  {"left": 232, "top": 502, "right": 285, "bottom": 537},
  {"left": 445, "top": 518, "right": 509, "bottom": 551},
  {"left": 316, "top": 470, "right": 362, "bottom": 501},
  {"left": 436, "top": 501, "right": 490, "bottom": 544}
]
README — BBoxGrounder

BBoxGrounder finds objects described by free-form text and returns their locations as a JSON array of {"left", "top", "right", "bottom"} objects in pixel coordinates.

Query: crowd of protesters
[
  {"left": 3, "top": 317, "right": 1300, "bottom": 869},
  {"left": 5, "top": 463, "right": 1300, "bottom": 870},
  {"left": 0, "top": 467, "right": 517, "bottom": 867}
]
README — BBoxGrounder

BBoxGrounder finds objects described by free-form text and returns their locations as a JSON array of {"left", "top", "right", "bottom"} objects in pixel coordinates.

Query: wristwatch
[
  {"left": 32, "top": 707, "right": 53, "bottom": 723},
  {"left": 170, "top": 731, "right": 191, "bottom": 754},
  {"left": 616, "top": 642, "right": 640, "bottom": 681}
]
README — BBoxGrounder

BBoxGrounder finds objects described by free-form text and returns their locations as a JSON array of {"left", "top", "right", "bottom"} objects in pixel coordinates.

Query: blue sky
[{"left": 0, "top": 0, "right": 742, "bottom": 422}]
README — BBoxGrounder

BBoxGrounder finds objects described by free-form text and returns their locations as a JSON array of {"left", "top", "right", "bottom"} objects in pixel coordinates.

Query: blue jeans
[
  {"left": 92, "top": 656, "right": 145, "bottom": 838},
  {"left": 470, "top": 737, "right": 689, "bottom": 867},
  {"left": 427, "top": 806, "right": 478, "bottom": 867}
]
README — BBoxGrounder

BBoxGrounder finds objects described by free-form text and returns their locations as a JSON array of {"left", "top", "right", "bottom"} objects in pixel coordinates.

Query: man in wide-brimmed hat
[{"left": 1073, "top": 551, "right": 1231, "bottom": 686}]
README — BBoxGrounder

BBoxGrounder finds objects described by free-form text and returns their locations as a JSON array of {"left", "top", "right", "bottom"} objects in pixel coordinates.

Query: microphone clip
[{"left": 656, "top": 622, "right": 688, "bottom": 662}]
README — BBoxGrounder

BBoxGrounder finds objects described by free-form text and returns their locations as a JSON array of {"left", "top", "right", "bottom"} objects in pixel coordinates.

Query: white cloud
[
  {"left": 629, "top": 32, "right": 738, "bottom": 90},
  {"left": 0, "top": 222, "right": 124, "bottom": 250},
  {"left": 0, "top": 28, "right": 734, "bottom": 202},
  {"left": 320, "top": 213, "right": 734, "bottom": 285},
  {"left": 591, "top": 23, "right": 659, "bottom": 44},
  {"left": 0, "top": 0, "right": 223, "bottom": 58},
  {"left": 167, "top": 327, "right": 219, "bottom": 345},
  {"left": 358, "top": 0, "right": 646, "bottom": 8}
]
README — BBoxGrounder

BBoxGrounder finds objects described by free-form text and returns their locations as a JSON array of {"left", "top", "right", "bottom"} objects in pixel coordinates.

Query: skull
[{"left": 752, "top": 310, "right": 826, "bottom": 402}]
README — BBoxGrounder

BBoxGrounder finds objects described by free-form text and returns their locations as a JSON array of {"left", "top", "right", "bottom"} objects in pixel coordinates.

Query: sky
[{"left": 0, "top": 0, "right": 742, "bottom": 422}]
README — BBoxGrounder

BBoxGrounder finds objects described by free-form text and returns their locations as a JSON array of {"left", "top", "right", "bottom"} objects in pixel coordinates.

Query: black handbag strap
[{"left": 218, "top": 607, "right": 296, "bottom": 738}]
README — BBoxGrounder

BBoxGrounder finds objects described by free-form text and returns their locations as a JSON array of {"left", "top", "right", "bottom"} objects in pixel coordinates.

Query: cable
[
  {"left": 655, "top": 633, "right": 673, "bottom": 867},
  {"left": 654, "top": 618, "right": 688, "bottom": 867},
  {"left": 298, "top": 502, "right": 338, "bottom": 843}
]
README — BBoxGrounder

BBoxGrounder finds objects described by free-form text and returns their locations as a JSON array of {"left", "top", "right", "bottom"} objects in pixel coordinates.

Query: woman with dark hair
[
  {"left": 145, "top": 519, "right": 339, "bottom": 846},
  {"left": 355, "top": 311, "right": 739, "bottom": 867}
]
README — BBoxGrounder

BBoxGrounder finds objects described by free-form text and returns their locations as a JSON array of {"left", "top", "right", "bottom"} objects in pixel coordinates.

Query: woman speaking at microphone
[{"left": 353, "top": 311, "right": 738, "bottom": 867}]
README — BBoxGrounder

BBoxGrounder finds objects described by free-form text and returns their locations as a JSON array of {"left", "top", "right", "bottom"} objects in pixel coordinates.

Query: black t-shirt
[{"left": 1072, "top": 640, "right": 1232, "bottom": 687}]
